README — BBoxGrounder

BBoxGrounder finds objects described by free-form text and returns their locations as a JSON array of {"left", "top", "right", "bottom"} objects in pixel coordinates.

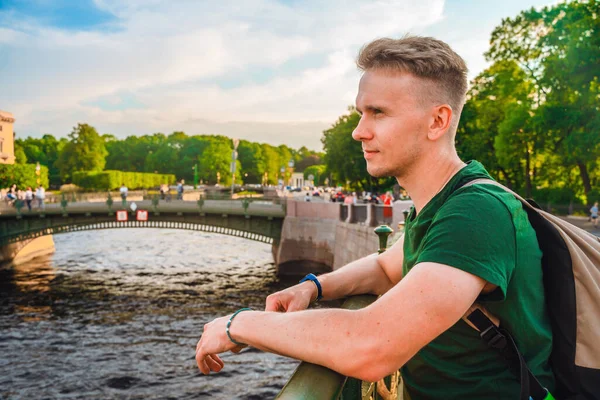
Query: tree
[
  {"left": 237, "top": 140, "right": 266, "bottom": 184},
  {"left": 197, "top": 139, "right": 239, "bottom": 185},
  {"left": 457, "top": 60, "right": 540, "bottom": 197},
  {"left": 16, "top": 134, "right": 67, "bottom": 186},
  {"left": 13, "top": 139, "right": 27, "bottom": 164},
  {"left": 303, "top": 164, "right": 326, "bottom": 186},
  {"left": 486, "top": 0, "right": 600, "bottom": 201},
  {"left": 56, "top": 123, "right": 108, "bottom": 182}
]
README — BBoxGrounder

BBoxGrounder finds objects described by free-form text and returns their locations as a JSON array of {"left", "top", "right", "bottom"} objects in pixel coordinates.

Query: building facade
[{"left": 0, "top": 110, "right": 15, "bottom": 164}]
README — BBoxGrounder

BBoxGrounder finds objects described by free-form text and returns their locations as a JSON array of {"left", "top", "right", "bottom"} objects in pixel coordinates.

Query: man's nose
[{"left": 352, "top": 117, "right": 372, "bottom": 142}]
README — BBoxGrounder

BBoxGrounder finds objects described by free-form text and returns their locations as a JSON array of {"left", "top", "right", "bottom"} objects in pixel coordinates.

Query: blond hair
[{"left": 357, "top": 36, "right": 468, "bottom": 128}]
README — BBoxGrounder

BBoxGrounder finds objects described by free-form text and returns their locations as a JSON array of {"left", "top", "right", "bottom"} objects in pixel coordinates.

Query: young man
[
  {"left": 195, "top": 36, "right": 555, "bottom": 399},
  {"left": 591, "top": 201, "right": 599, "bottom": 229},
  {"left": 120, "top": 183, "right": 128, "bottom": 201},
  {"left": 36, "top": 185, "right": 46, "bottom": 210}
]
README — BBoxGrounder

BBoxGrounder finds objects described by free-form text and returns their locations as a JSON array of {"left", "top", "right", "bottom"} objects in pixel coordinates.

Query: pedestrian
[
  {"left": 304, "top": 192, "right": 311, "bottom": 202},
  {"left": 195, "top": 36, "right": 555, "bottom": 399},
  {"left": 36, "top": 185, "right": 46, "bottom": 210},
  {"left": 6, "top": 185, "right": 16, "bottom": 206},
  {"left": 591, "top": 201, "right": 599, "bottom": 229},
  {"left": 381, "top": 191, "right": 393, "bottom": 223},
  {"left": 177, "top": 180, "right": 184, "bottom": 200},
  {"left": 120, "top": 183, "right": 128, "bottom": 201},
  {"left": 24, "top": 187, "right": 33, "bottom": 211}
]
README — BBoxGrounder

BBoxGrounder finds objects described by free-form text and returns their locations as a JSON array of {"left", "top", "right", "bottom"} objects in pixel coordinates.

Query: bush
[
  {"left": 586, "top": 188, "right": 600, "bottom": 206},
  {"left": 0, "top": 163, "right": 49, "bottom": 189},
  {"left": 59, "top": 184, "right": 81, "bottom": 193},
  {"left": 72, "top": 170, "right": 176, "bottom": 190},
  {"left": 531, "top": 187, "right": 580, "bottom": 206}
]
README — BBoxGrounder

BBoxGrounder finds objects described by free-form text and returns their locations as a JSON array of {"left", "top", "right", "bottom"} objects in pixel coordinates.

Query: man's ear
[{"left": 427, "top": 104, "right": 453, "bottom": 141}]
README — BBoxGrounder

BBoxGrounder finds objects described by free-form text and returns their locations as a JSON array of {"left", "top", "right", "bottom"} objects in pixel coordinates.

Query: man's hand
[
  {"left": 265, "top": 281, "right": 316, "bottom": 312},
  {"left": 195, "top": 315, "right": 244, "bottom": 375}
]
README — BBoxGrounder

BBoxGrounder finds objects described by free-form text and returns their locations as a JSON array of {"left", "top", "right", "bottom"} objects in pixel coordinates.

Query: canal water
[{"left": 0, "top": 229, "right": 303, "bottom": 399}]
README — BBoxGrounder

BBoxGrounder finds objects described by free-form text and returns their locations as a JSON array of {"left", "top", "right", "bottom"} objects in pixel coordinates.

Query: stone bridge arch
[{"left": 0, "top": 204, "right": 284, "bottom": 267}]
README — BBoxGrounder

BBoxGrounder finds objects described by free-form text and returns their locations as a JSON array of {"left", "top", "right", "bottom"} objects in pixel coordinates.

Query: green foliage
[
  {"left": 15, "top": 134, "right": 67, "bottom": 186},
  {"left": 294, "top": 146, "right": 324, "bottom": 172},
  {"left": 197, "top": 139, "right": 238, "bottom": 185},
  {"left": 56, "top": 123, "right": 108, "bottom": 182},
  {"left": 238, "top": 140, "right": 266, "bottom": 184},
  {"left": 456, "top": 0, "right": 599, "bottom": 205},
  {"left": 13, "top": 145, "right": 27, "bottom": 164},
  {"left": 72, "top": 170, "right": 175, "bottom": 190},
  {"left": 0, "top": 163, "right": 49, "bottom": 189},
  {"left": 303, "top": 165, "right": 326, "bottom": 185},
  {"left": 531, "top": 187, "right": 578, "bottom": 206},
  {"left": 477, "top": 0, "right": 600, "bottom": 201}
]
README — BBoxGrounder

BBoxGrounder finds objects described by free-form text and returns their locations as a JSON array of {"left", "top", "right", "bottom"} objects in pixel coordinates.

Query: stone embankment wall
[{"left": 275, "top": 201, "right": 384, "bottom": 276}]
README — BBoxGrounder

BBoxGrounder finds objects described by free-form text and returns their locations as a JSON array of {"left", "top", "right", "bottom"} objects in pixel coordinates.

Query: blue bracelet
[
  {"left": 299, "top": 273, "right": 323, "bottom": 301},
  {"left": 226, "top": 307, "right": 253, "bottom": 346}
]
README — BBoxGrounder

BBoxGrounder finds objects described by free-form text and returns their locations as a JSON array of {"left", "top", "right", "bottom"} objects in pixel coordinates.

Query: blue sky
[{"left": 0, "top": 0, "right": 552, "bottom": 150}]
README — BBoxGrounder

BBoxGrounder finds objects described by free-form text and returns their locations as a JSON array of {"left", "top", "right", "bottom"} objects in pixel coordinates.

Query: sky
[{"left": 0, "top": 0, "right": 553, "bottom": 150}]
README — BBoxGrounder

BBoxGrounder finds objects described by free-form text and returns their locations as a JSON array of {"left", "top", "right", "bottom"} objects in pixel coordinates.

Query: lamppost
[
  {"left": 287, "top": 159, "right": 295, "bottom": 187},
  {"left": 193, "top": 163, "right": 199, "bottom": 188},
  {"left": 231, "top": 138, "right": 239, "bottom": 197},
  {"left": 35, "top": 162, "right": 41, "bottom": 185}
]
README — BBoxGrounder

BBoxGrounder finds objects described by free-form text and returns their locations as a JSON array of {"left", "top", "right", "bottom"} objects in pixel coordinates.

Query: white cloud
[{"left": 2, "top": 0, "right": 447, "bottom": 149}]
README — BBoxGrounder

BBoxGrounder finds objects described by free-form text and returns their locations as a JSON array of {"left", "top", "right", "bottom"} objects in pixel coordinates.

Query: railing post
[
  {"left": 365, "top": 203, "right": 378, "bottom": 227},
  {"left": 277, "top": 224, "right": 399, "bottom": 400},
  {"left": 346, "top": 204, "right": 357, "bottom": 224}
]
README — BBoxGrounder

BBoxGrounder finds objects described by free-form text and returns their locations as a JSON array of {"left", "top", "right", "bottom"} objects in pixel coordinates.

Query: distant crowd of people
[
  {"left": 326, "top": 190, "right": 401, "bottom": 206},
  {"left": 1, "top": 184, "right": 46, "bottom": 210}
]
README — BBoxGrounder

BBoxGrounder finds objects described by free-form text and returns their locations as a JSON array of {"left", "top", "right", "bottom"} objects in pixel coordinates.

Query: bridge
[
  {"left": 0, "top": 192, "right": 415, "bottom": 275},
  {"left": 0, "top": 197, "right": 286, "bottom": 267}
]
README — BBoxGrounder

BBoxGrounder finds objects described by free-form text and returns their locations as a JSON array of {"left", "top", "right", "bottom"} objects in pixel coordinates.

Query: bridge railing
[{"left": 276, "top": 225, "right": 401, "bottom": 400}]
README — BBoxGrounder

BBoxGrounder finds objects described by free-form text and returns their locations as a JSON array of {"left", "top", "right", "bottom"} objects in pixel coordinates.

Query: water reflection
[{"left": 0, "top": 229, "right": 301, "bottom": 399}]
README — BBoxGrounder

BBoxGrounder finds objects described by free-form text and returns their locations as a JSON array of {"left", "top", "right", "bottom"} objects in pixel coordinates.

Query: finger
[
  {"left": 265, "top": 296, "right": 282, "bottom": 312},
  {"left": 196, "top": 352, "right": 210, "bottom": 375},
  {"left": 205, "top": 355, "right": 224, "bottom": 372},
  {"left": 209, "top": 354, "right": 225, "bottom": 368}
]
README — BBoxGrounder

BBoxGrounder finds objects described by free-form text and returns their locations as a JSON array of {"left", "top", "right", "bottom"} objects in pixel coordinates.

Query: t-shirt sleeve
[{"left": 416, "top": 189, "right": 516, "bottom": 301}]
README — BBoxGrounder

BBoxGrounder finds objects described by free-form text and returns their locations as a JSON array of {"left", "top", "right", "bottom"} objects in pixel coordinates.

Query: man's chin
[{"left": 366, "top": 165, "right": 392, "bottom": 178}]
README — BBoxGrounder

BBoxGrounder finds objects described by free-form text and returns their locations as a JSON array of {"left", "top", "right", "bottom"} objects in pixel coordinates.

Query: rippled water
[{"left": 0, "top": 229, "right": 303, "bottom": 399}]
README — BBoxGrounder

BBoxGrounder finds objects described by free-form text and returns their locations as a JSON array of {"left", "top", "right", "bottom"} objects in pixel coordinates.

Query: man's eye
[{"left": 373, "top": 109, "right": 383, "bottom": 115}]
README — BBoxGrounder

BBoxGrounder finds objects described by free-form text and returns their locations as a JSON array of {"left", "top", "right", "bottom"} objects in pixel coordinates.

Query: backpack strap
[{"left": 461, "top": 178, "right": 550, "bottom": 400}]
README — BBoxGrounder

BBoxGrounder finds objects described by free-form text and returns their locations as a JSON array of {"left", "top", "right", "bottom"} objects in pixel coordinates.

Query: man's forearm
[
  {"left": 231, "top": 307, "right": 395, "bottom": 381},
  {"left": 318, "top": 254, "right": 394, "bottom": 300}
]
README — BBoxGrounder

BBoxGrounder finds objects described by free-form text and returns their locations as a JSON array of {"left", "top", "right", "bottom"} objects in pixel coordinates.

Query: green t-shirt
[{"left": 401, "top": 161, "right": 555, "bottom": 400}]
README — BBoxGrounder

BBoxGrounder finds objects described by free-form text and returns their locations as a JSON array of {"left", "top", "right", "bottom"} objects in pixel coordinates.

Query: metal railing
[{"left": 276, "top": 225, "right": 402, "bottom": 400}]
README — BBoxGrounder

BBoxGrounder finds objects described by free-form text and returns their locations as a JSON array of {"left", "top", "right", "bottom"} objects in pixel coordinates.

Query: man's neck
[{"left": 398, "top": 154, "right": 466, "bottom": 214}]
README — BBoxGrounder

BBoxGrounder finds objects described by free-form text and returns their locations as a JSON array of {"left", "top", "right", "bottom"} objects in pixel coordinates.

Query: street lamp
[
  {"left": 193, "top": 164, "right": 199, "bottom": 188},
  {"left": 231, "top": 138, "right": 239, "bottom": 197},
  {"left": 35, "top": 162, "right": 41, "bottom": 185},
  {"left": 287, "top": 159, "right": 295, "bottom": 187}
]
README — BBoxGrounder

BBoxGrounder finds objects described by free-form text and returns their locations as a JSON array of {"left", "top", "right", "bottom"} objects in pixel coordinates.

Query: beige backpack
[{"left": 460, "top": 179, "right": 600, "bottom": 400}]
